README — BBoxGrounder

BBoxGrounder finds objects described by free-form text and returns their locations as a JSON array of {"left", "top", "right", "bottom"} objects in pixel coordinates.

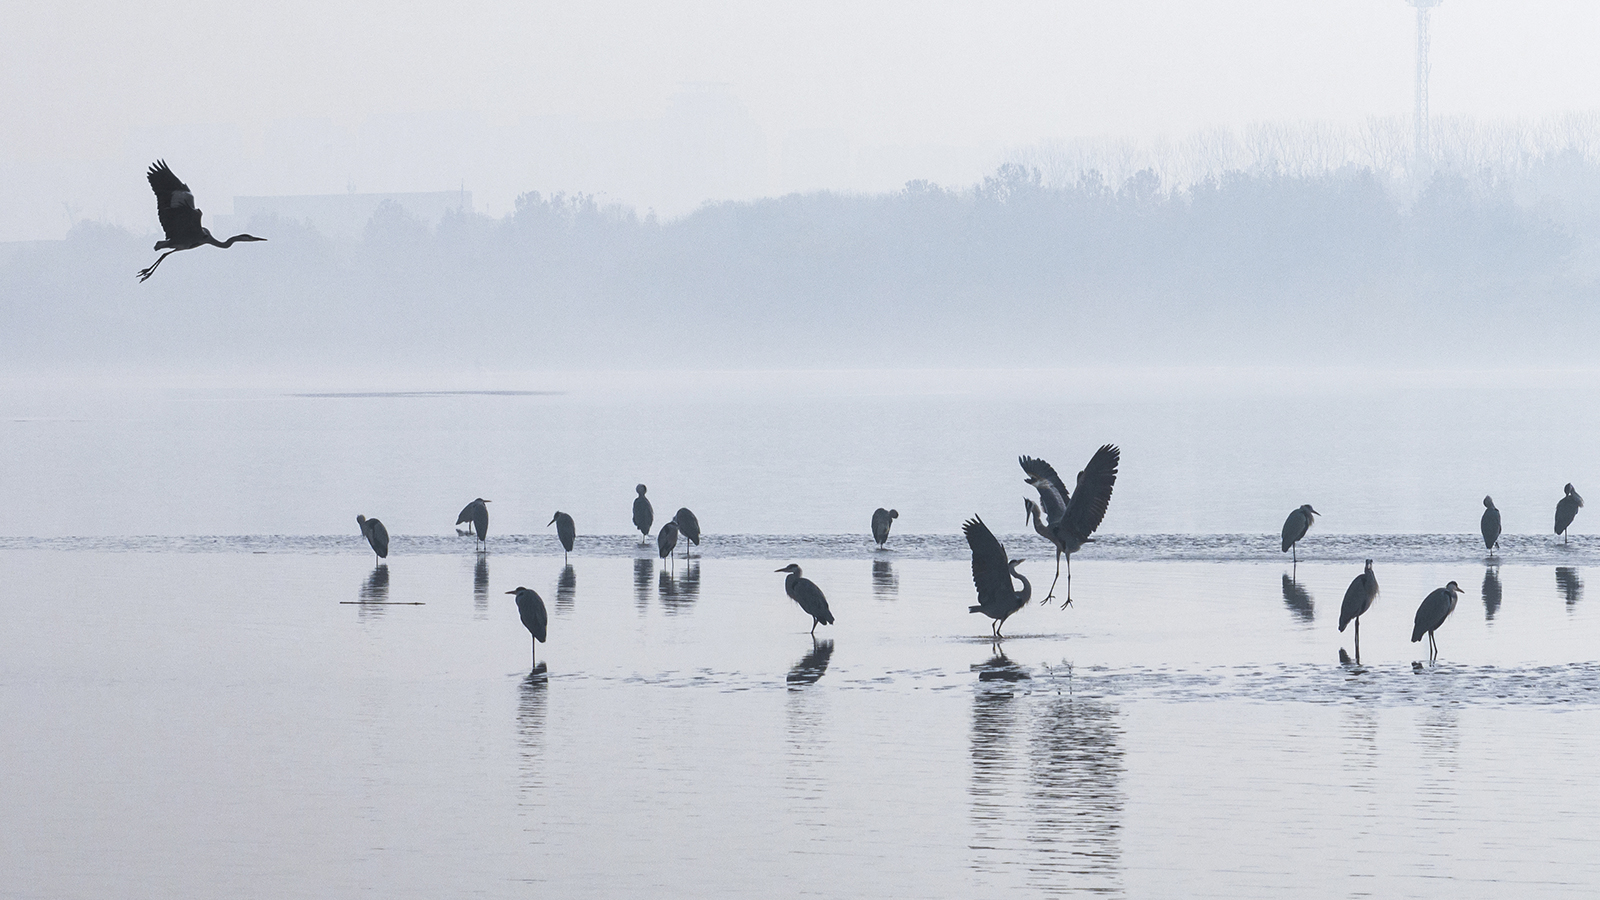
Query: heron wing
[
  {"left": 1411, "top": 587, "right": 1450, "bottom": 641},
  {"left": 146, "top": 160, "right": 202, "bottom": 242},
  {"left": 872, "top": 508, "right": 892, "bottom": 543},
  {"left": 457, "top": 501, "right": 481, "bottom": 525},
  {"left": 1062, "top": 444, "right": 1120, "bottom": 540},
  {"left": 556, "top": 514, "right": 575, "bottom": 551},
  {"left": 1281, "top": 509, "right": 1308, "bottom": 551},
  {"left": 1557, "top": 496, "right": 1580, "bottom": 534},
  {"left": 674, "top": 508, "right": 700, "bottom": 544},
  {"left": 1019, "top": 456, "right": 1069, "bottom": 525},
  {"left": 633, "top": 497, "right": 653, "bottom": 534},
  {"left": 795, "top": 578, "right": 834, "bottom": 624},
  {"left": 1338, "top": 573, "right": 1372, "bottom": 631},
  {"left": 963, "top": 516, "right": 1013, "bottom": 613},
  {"left": 368, "top": 518, "right": 389, "bottom": 558},
  {"left": 1481, "top": 508, "right": 1501, "bottom": 548},
  {"left": 517, "top": 592, "right": 548, "bottom": 642}
]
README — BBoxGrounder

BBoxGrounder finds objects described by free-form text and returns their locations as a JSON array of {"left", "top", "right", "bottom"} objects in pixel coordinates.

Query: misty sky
[{"left": 5, "top": 1, "right": 1600, "bottom": 235}]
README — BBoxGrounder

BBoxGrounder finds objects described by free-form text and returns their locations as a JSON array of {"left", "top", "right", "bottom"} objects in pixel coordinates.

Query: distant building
[{"left": 226, "top": 191, "right": 473, "bottom": 240}]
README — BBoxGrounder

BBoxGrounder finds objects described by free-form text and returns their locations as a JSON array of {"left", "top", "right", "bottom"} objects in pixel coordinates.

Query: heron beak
[
  {"left": 504, "top": 589, "right": 516, "bottom": 595},
  {"left": 547, "top": 515, "right": 556, "bottom": 526}
]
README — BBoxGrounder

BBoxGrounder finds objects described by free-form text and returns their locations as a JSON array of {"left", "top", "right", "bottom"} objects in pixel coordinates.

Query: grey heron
[
  {"left": 355, "top": 514, "right": 389, "bottom": 563},
  {"left": 548, "top": 511, "right": 575, "bottom": 560},
  {"left": 963, "top": 516, "right": 1031, "bottom": 638},
  {"left": 1411, "top": 581, "right": 1462, "bottom": 661},
  {"left": 673, "top": 508, "right": 701, "bottom": 558},
  {"left": 1481, "top": 496, "right": 1501, "bottom": 552},
  {"left": 632, "top": 485, "right": 653, "bottom": 541},
  {"left": 137, "top": 160, "right": 266, "bottom": 282},
  {"left": 1556, "top": 484, "right": 1583, "bottom": 543},
  {"left": 1019, "top": 444, "right": 1120, "bottom": 606},
  {"left": 871, "top": 508, "right": 899, "bottom": 549},
  {"left": 775, "top": 564, "right": 835, "bottom": 635},
  {"left": 1281, "top": 504, "right": 1319, "bottom": 562},
  {"left": 457, "top": 498, "right": 490, "bottom": 551},
  {"left": 657, "top": 521, "right": 679, "bottom": 565},
  {"left": 506, "top": 587, "right": 548, "bottom": 668},
  {"left": 1339, "top": 559, "right": 1379, "bottom": 661}
]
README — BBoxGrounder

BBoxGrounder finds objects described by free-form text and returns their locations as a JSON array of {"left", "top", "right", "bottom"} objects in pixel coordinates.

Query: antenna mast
[{"left": 1407, "top": 1, "right": 1444, "bottom": 166}]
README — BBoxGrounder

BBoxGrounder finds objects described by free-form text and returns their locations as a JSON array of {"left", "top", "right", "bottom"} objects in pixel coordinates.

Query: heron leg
[
  {"left": 811, "top": 618, "right": 818, "bottom": 636},
  {"left": 1061, "top": 554, "right": 1074, "bottom": 608},
  {"left": 1354, "top": 617, "right": 1361, "bottom": 664},
  {"left": 1044, "top": 551, "right": 1062, "bottom": 603},
  {"left": 136, "top": 249, "right": 179, "bottom": 282}
]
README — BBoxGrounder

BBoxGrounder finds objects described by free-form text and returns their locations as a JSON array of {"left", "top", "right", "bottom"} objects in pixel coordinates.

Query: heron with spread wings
[
  {"left": 963, "top": 516, "right": 1031, "bottom": 638},
  {"left": 1020, "top": 445, "right": 1120, "bottom": 607},
  {"left": 137, "top": 160, "right": 266, "bottom": 282}
]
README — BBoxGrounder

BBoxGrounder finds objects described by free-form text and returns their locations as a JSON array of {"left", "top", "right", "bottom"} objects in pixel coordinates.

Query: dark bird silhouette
[
  {"left": 1019, "top": 445, "right": 1120, "bottom": 606},
  {"left": 1481, "top": 496, "right": 1502, "bottom": 552},
  {"left": 548, "top": 511, "right": 575, "bottom": 560},
  {"left": 506, "top": 586, "right": 548, "bottom": 668},
  {"left": 1411, "top": 581, "right": 1463, "bottom": 661},
  {"left": 657, "top": 521, "right": 679, "bottom": 564},
  {"left": 632, "top": 484, "right": 654, "bottom": 541},
  {"left": 136, "top": 160, "right": 266, "bottom": 282},
  {"left": 1556, "top": 484, "right": 1583, "bottom": 543},
  {"left": 673, "top": 508, "right": 701, "bottom": 558},
  {"left": 871, "top": 508, "right": 899, "bottom": 549},
  {"left": 457, "top": 498, "right": 490, "bottom": 550},
  {"left": 355, "top": 514, "right": 389, "bottom": 563},
  {"left": 775, "top": 564, "right": 835, "bottom": 635},
  {"left": 1281, "top": 504, "right": 1319, "bottom": 562},
  {"left": 964, "top": 516, "right": 1032, "bottom": 638},
  {"left": 1339, "top": 559, "right": 1379, "bottom": 661}
]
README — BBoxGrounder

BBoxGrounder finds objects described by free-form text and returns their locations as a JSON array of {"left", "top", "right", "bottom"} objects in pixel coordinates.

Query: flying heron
[
  {"left": 506, "top": 587, "right": 548, "bottom": 668},
  {"left": 1556, "top": 484, "right": 1583, "bottom": 544},
  {"left": 457, "top": 498, "right": 490, "bottom": 551},
  {"left": 657, "top": 521, "right": 679, "bottom": 565},
  {"left": 871, "top": 508, "right": 899, "bottom": 549},
  {"left": 963, "top": 516, "right": 1031, "bottom": 638},
  {"left": 137, "top": 160, "right": 266, "bottom": 282},
  {"left": 632, "top": 484, "right": 654, "bottom": 541},
  {"left": 673, "top": 508, "right": 700, "bottom": 559},
  {"left": 1019, "top": 444, "right": 1120, "bottom": 606},
  {"left": 1339, "top": 559, "right": 1379, "bottom": 661},
  {"left": 1411, "top": 581, "right": 1462, "bottom": 662},
  {"left": 1281, "top": 504, "right": 1319, "bottom": 562},
  {"left": 775, "top": 564, "right": 835, "bottom": 635},
  {"left": 548, "top": 511, "right": 575, "bottom": 561},
  {"left": 355, "top": 514, "right": 389, "bottom": 564},
  {"left": 1481, "top": 496, "right": 1501, "bottom": 552}
]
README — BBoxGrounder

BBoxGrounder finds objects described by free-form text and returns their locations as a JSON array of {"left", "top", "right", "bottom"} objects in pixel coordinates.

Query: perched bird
[
  {"left": 775, "top": 564, "right": 835, "bottom": 635},
  {"left": 1556, "top": 484, "right": 1584, "bottom": 544},
  {"left": 355, "top": 514, "right": 389, "bottom": 563},
  {"left": 548, "top": 511, "right": 575, "bottom": 560},
  {"left": 871, "top": 508, "right": 899, "bottom": 549},
  {"left": 1339, "top": 559, "right": 1379, "bottom": 660},
  {"left": 1281, "top": 504, "right": 1320, "bottom": 562},
  {"left": 963, "top": 516, "right": 1031, "bottom": 638},
  {"left": 673, "top": 508, "right": 701, "bottom": 558},
  {"left": 137, "top": 160, "right": 266, "bottom": 282},
  {"left": 1411, "top": 581, "right": 1463, "bottom": 661},
  {"left": 506, "top": 587, "right": 548, "bottom": 667},
  {"left": 1481, "top": 496, "right": 1502, "bottom": 552},
  {"left": 1019, "top": 445, "right": 1120, "bottom": 606},
  {"left": 632, "top": 485, "right": 654, "bottom": 541},
  {"left": 657, "top": 521, "right": 679, "bottom": 562},
  {"left": 457, "top": 498, "right": 490, "bottom": 550}
]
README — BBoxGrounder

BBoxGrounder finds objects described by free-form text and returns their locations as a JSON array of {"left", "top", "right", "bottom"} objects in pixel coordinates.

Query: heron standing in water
[
  {"left": 632, "top": 485, "right": 654, "bottom": 541},
  {"left": 673, "top": 508, "right": 701, "bottom": 558},
  {"left": 1339, "top": 559, "right": 1379, "bottom": 661},
  {"left": 1556, "top": 484, "right": 1583, "bottom": 544},
  {"left": 1019, "top": 444, "right": 1120, "bottom": 606},
  {"left": 1281, "top": 504, "right": 1319, "bottom": 562},
  {"left": 871, "top": 508, "right": 899, "bottom": 549},
  {"left": 775, "top": 564, "right": 835, "bottom": 635},
  {"left": 1411, "top": 581, "right": 1463, "bottom": 662},
  {"left": 963, "top": 516, "right": 1031, "bottom": 638},
  {"left": 356, "top": 514, "right": 389, "bottom": 564},
  {"left": 1481, "top": 496, "right": 1502, "bottom": 552},
  {"left": 548, "top": 511, "right": 575, "bottom": 561},
  {"left": 507, "top": 587, "right": 548, "bottom": 668},
  {"left": 457, "top": 498, "right": 490, "bottom": 551},
  {"left": 657, "top": 521, "right": 679, "bottom": 565}
]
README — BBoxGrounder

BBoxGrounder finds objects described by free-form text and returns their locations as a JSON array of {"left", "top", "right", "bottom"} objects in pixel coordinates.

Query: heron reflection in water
[
  {"left": 1557, "top": 567, "right": 1583, "bottom": 609},
  {"left": 516, "top": 668, "right": 548, "bottom": 796},
  {"left": 872, "top": 558, "right": 898, "bottom": 600},
  {"left": 633, "top": 557, "right": 653, "bottom": 613},
  {"left": 969, "top": 647, "right": 1026, "bottom": 875},
  {"left": 1280, "top": 573, "right": 1315, "bottom": 624},
  {"left": 1028, "top": 683, "right": 1125, "bottom": 894},
  {"left": 360, "top": 564, "right": 390, "bottom": 602},
  {"left": 473, "top": 555, "right": 490, "bottom": 616},
  {"left": 1482, "top": 566, "right": 1502, "bottom": 620},
  {"left": 659, "top": 561, "right": 699, "bottom": 613},
  {"left": 556, "top": 564, "right": 577, "bottom": 612},
  {"left": 786, "top": 638, "right": 835, "bottom": 687}
]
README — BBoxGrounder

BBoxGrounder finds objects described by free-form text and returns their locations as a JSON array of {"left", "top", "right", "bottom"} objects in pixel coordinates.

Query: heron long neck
[
  {"left": 214, "top": 233, "right": 257, "bottom": 248},
  {"left": 786, "top": 572, "right": 800, "bottom": 595},
  {"left": 1012, "top": 567, "right": 1032, "bottom": 606}
]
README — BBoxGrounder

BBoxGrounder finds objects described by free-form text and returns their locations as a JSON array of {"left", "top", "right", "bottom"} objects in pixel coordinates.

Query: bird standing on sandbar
[
  {"left": 1338, "top": 559, "right": 1379, "bottom": 661},
  {"left": 673, "top": 508, "right": 701, "bottom": 559},
  {"left": 633, "top": 485, "right": 654, "bottom": 541},
  {"left": 356, "top": 514, "right": 389, "bottom": 564},
  {"left": 871, "top": 508, "right": 899, "bottom": 549},
  {"left": 657, "top": 521, "right": 679, "bottom": 565},
  {"left": 1556, "top": 484, "right": 1583, "bottom": 544},
  {"left": 775, "top": 564, "right": 835, "bottom": 635},
  {"left": 1411, "top": 581, "right": 1462, "bottom": 662},
  {"left": 1019, "top": 444, "right": 1120, "bottom": 606},
  {"left": 137, "top": 160, "right": 266, "bottom": 282},
  {"left": 548, "top": 511, "right": 575, "bottom": 561},
  {"left": 1281, "top": 504, "right": 1319, "bottom": 563},
  {"left": 457, "top": 498, "right": 490, "bottom": 551},
  {"left": 1481, "top": 496, "right": 1502, "bottom": 552},
  {"left": 963, "top": 516, "right": 1031, "bottom": 638},
  {"left": 506, "top": 587, "right": 548, "bottom": 668}
]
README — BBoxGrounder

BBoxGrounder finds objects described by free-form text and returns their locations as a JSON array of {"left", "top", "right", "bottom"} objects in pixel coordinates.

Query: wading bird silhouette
[
  {"left": 871, "top": 508, "right": 899, "bottom": 549},
  {"left": 1481, "top": 496, "right": 1502, "bottom": 552},
  {"left": 137, "top": 160, "right": 265, "bottom": 282},
  {"left": 507, "top": 587, "right": 548, "bottom": 669},
  {"left": 355, "top": 514, "right": 389, "bottom": 564},
  {"left": 1281, "top": 504, "right": 1319, "bottom": 563},
  {"left": 775, "top": 564, "right": 835, "bottom": 635},
  {"left": 1339, "top": 559, "right": 1379, "bottom": 662},
  {"left": 673, "top": 508, "right": 700, "bottom": 559},
  {"left": 457, "top": 498, "right": 489, "bottom": 551},
  {"left": 632, "top": 484, "right": 653, "bottom": 541},
  {"left": 548, "top": 511, "right": 575, "bottom": 561},
  {"left": 1019, "top": 445, "right": 1120, "bottom": 606},
  {"left": 1556, "top": 484, "right": 1583, "bottom": 544},
  {"left": 657, "top": 521, "right": 679, "bottom": 568},
  {"left": 1411, "top": 581, "right": 1463, "bottom": 662},
  {"left": 964, "top": 516, "right": 1031, "bottom": 638}
]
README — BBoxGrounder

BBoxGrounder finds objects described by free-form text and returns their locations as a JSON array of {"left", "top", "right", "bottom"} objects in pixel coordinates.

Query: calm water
[{"left": 5, "top": 370, "right": 1600, "bottom": 897}]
